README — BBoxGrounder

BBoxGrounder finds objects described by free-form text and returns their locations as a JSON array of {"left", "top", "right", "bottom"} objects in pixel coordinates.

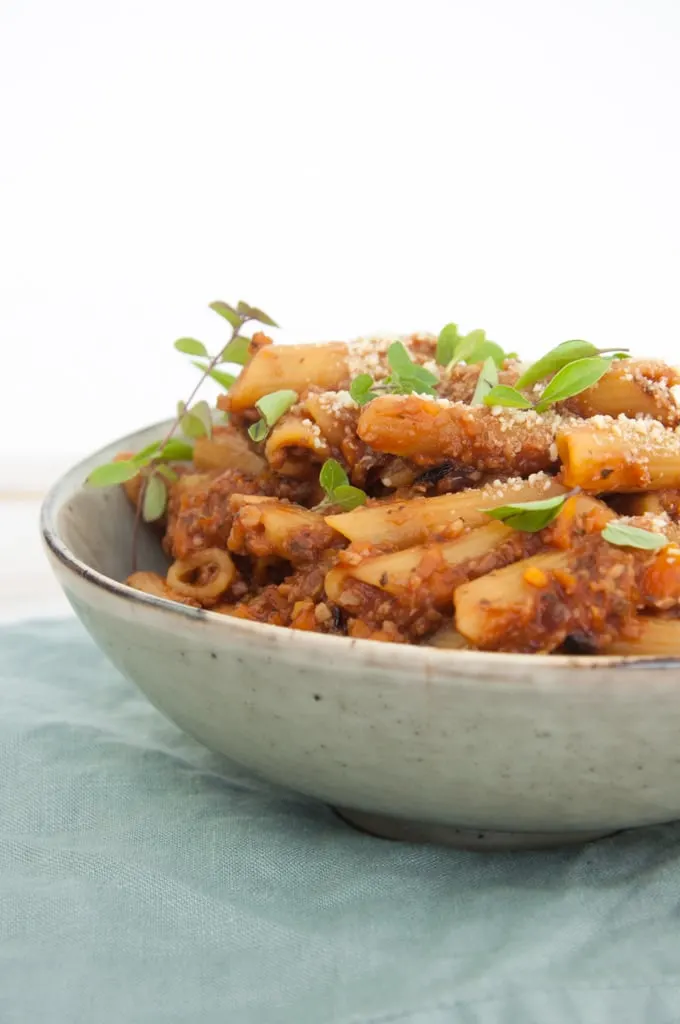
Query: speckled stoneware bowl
[{"left": 41, "top": 421, "right": 680, "bottom": 851}]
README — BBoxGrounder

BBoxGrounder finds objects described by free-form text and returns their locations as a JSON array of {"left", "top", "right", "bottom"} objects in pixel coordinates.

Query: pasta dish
[{"left": 88, "top": 303, "right": 680, "bottom": 655}]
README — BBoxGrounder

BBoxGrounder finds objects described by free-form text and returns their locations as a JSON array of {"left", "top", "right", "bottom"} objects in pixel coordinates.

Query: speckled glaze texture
[{"left": 41, "top": 422, "right": 680, "bottom": 850}]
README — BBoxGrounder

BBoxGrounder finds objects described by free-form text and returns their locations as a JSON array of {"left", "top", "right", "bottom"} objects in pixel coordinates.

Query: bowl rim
[{"left": 40, "top": 419, "right": 680, "bottom": 672}]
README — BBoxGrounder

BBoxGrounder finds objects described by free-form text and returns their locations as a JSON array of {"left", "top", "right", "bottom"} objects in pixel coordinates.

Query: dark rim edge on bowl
[{"left": 40, "top": 420, "right": 680, "bottom": 672}]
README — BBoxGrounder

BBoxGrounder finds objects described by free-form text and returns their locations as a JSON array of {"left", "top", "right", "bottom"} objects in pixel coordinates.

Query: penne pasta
[
  {"left": 228, "top": 498, "right": 339, "bottom": 565},
  {"left": 557, "top": 417, "right": 680, "bottom": 492},
  {"left": 564, "top": 360, "right": 680, "bottom": 426},
  {"left": 264, "top": 413, "right": 331, "bottom": 477},
  {"left": 325, "top": 475, "right": 565, "bottom": 548},
  {"left": 357, "top": 394, "right": 560, "bottom": 475},
  {"left": 226, "top": 343, "right": 349, "bottom": 411},
  {"left": 193, "top": 426, "right": 266, "bottom": 476}
]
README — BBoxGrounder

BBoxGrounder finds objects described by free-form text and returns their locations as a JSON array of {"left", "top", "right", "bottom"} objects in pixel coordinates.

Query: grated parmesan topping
[
  {"left": 299, "top": 418, "right": 326, "bottom": 450},
  {"left": 316, "top": 389, "right": 358, "bottom": 413},
  {"left": 480, "top": 472, "right": 556, "bottom": 501},
  {"left": 346, "top": 335, "right": 410, "bottom": 379}
]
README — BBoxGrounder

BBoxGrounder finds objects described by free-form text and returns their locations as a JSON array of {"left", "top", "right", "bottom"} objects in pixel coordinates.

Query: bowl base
[{"left": 334, "top": 808, "right": 615, "bottom": 851}]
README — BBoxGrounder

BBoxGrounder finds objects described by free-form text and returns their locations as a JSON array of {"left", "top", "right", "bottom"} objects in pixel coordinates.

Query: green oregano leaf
[
  {"left": 463, "top": 338, "right": 507, "bottom": 367},
  {"left": 248, "top": 419, "right": 269, "bottom": 443},
  {"left": 534, "top": 356, "right": 612, "bottom": 412},
  {"left": 318, "top": 459, "right": 367, "bottom": 510},
  {"left": 349, "top": 373, "right": 379, "bottom": 406},
  {"left": 333, "top": 484, "right": 367, "bottom": 511},
  {"left": 481, "top": 494, "right": 569, "bottom": 532},
  {"left": 470, "top": 357, "right": 499, "bottom": 405},
  {"left": 86, "top": 460, "right": 141, "bottom": 487},
  {"left": 192, "top": 361, "right": 236, "bottom": 389},
  {"left": 436, "top": 323, "right": 461, "bottom": 366},
  {"left": 236, "top": 301, "right": 279, "bottom": 328},
  {"left": 158, "top": 439, "right": 194, "bottom": 461},
  {"left": 319, "top": 458, "right": 348, "bottom": 494},
  {"left": 209, "top": 301, "right": 243, "bottom": 329},
  {"left": 142, "top": 473, "right": 168, "bottom": 522},
  {"left": 247, "top": 389, "right": 298, "bottom": 442},
  {"left": 220, "top": 335, "right": 251, "bottom": 365},
  {"left": 174, "top": 337, "right": 209, "bottom": 357},
  {"left": 516, "top": 340, "right": 629, "bottom": 388},
  {"left": 386, "top": 341, "right": 438, "bottom": 396},
  {"left": 601, "top": 522, "right": 669, "bottom": 551},
  {"left": 483, "top": 385, "right": 534, "bottom": 409}
]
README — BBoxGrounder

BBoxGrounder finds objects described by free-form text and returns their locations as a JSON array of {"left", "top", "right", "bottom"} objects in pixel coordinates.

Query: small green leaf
[
  {"left": 387, "top": 341, "right": 439, "bottom": 396},
  {"left": 481, "top": 494, "right": 568, "bottom": 532},
  {"left": 602, "top": 522, "right": 669, "bottom": 550},
  {"left": 436, "top": 323, "right": 460, "bottom": 366},
  {"left": 210, "top": 301, "right": 242, "bottom": 329},
  {"left": 180, "top": 400, "right": 212, "bottom": 439},
  {"left": 516, "top": 340, "right": 599, "bottom": 388},
  {"left": 174, "top": 337, "right": 209, "bottom": 358},
  {"left": 453, "top": 329, "right": 487, "bottom": 364},
  {"left": 256, "top": 389, "right": 298, "bottom": 427},
  {"left": 220, "top": 335, "right": 251, "bottom": 365},
  {"left": 192, "top": 361, "right": 236, "bottom": 389},
  {"left": 333, "top": 484, "right": 367, "bottom": 511},
  {"left": 535, "top": 356, "right": 612, "bottom": 412},
  {"left": 86, "top": 460, "right": 140, "bottom": 487},
  {"left": 142, "top": 474, "right": 168, "bottom": 522},
  {"left": 156, "top": 464, "right": 179, "bottom": 483},
  {"left": 470, "top": 357, "right": 499, "bottom": 405},
  {"left": 483, "top": 385, "right": 534, "bottom": 409},
  {"left": 319, "top": 458, "right": 349, "bottom": 495},
  {"left": 159, "top": 439, "right": 194, "bottom": 461},
  {"left": 248, "top": 419, "right": 269, "bottom": 443},
  {"left": 133, "top": 441, "right": 162, "bottom": 465},
  {"left": 236, "top": 301, "right": 279, "bottom": 328},
  {"left": 349, "top": 373, "right": 378, "bottom": 406},
  {"left": 463, "top": 339, "right": 507, "bottom": 367}
]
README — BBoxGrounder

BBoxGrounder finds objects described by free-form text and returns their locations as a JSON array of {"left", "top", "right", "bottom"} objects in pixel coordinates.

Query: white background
[{"left": 2, "top": 0, "right": 680, "bottom": 491}]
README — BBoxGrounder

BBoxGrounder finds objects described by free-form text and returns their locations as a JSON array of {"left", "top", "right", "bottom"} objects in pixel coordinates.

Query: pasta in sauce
[{"left": 111, "top": 331, "right": 680, "bottom": 655}]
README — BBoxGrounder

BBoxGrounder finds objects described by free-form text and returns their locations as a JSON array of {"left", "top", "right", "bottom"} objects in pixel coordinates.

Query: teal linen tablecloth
[{"left": 2, "top": 620, "right": 680, "bottom": 1023}]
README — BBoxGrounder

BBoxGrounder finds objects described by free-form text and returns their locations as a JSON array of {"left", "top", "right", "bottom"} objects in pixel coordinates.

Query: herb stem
[{"left": 130, "top": 318, "right": 251, "bottom": 567}]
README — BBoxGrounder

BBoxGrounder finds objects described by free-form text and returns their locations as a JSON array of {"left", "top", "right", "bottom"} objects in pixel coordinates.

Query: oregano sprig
[
  {"left": 248, "top": 389, "right": 299, "bottom": 442},
  {"left": 316, "top": 459, "right": 367, "bottom": 511},
  {"left": 601, "top": 522, "right": 669, "bottom": 550},
  {"left": 436, "top": 323, "right": 509, "bottom": 369},
  {"left": 86, "top": 298, "right": 278, "bottom": 565},
  {"left": 516, "top": 340, "right": 629, "bottom": 389},
  {"left": 348, "top": 341, "right": 439, "bottom": 405},
  {"left": 484, "top": 356, "right": 615, "bottom": 412}
]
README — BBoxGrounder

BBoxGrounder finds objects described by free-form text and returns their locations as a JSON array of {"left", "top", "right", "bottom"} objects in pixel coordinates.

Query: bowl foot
[{"left": 334, "top": 808, "right": 616, "bottom": 851}]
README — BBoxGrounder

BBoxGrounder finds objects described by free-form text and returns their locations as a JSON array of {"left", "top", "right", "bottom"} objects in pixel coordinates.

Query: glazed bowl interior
[{"left": 40, "top": 420, "right": 680, "bottom": 850}]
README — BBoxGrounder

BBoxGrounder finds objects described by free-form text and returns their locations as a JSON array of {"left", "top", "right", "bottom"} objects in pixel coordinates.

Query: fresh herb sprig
[
  {"left": 516, "top": 340, "right": 628, "bottom": 388},
  {"left": 484, "top": 355, "right": 615, "bottom": 413},
  {"left": 86, "top": 300, "right": 277, "bottom": 562},
  {"left": 348, "top": 341, "right": 439, "bottom": 406},
  {"left": 470, "top": 357, "right": 499, "bottom": 405},
  {"left": 436, "top": 324, "right": 509, "bottom": 369},
  {"left": 248, "top": 390, "right": 299, "bottom": 442},
  {"left": 316, "top": 459, "right": 367, "bottom": 511}
]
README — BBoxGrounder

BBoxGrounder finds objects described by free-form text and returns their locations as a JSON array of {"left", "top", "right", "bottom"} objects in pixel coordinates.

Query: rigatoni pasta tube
[
  {"left": 557, "top": 417, "right": 680, "bottom": 492},
  {"left": 193, "top": 427, "right": 266, "bottom": 476},
  {"left": 325, "top": 475, "right": 565, "bottom": 549},
  {"left": 264, "top": 414, "right": 331, "bottom": 477},
  {"left": 228, "top": 499, "right": 339, "bottom": 565},
  {"left": 357, "top": 394, "right": 559, "bottom": 475},
  {"left": 565, "top": 360, "right": 680, "bottom": 426},
  {"left": 227, "top": 343, "right": 349, "bottom": 411}
]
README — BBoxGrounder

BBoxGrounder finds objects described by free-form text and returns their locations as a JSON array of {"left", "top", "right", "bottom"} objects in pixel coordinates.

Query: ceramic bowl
[{"left": 41, "top": 421, "right": 680, "bottom": 851}]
